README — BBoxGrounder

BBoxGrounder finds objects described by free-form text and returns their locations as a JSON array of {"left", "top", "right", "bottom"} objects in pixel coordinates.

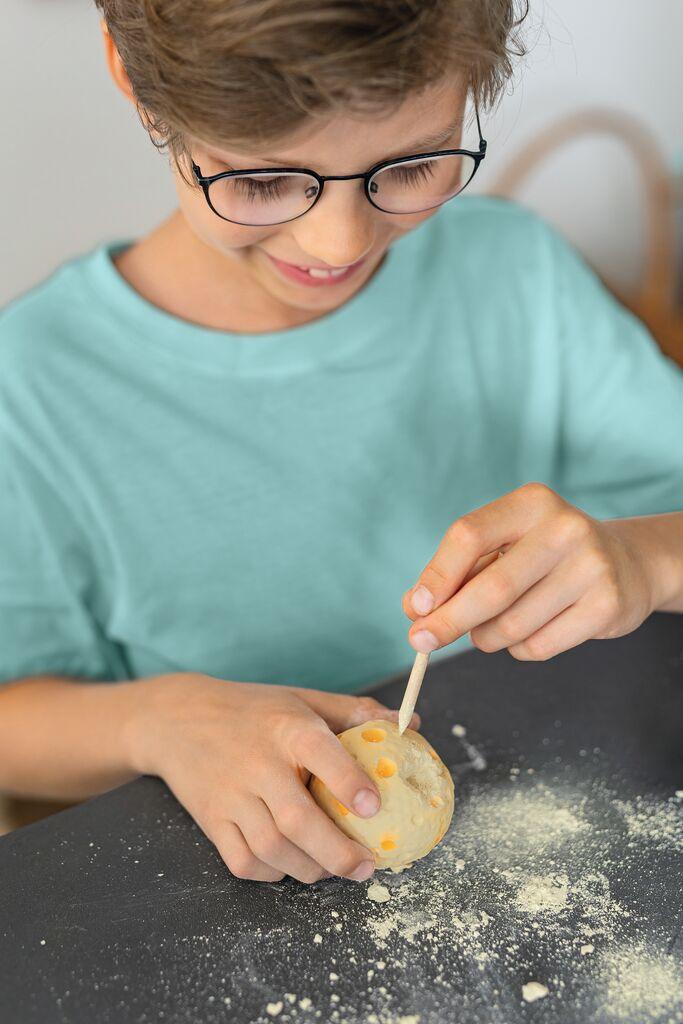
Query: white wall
[
  {"left": 2, "top": 0, "right": 682, "bottom": 307},
  {"left": 475, "top": 1, "right": 683, "bottom": 294}
]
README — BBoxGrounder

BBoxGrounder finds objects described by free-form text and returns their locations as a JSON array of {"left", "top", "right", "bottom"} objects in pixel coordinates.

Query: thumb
[{"left": 294, "top": 689, "right": 420, "bottom": 734}]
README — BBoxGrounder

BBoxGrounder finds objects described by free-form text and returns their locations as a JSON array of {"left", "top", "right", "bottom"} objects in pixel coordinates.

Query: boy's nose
[{"left": 290, "top": 180, "right": 377, "bottom": 269}]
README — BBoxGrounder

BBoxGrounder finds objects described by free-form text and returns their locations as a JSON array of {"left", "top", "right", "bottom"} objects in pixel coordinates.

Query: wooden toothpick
[{"left": 398, "top": 651, "right": 430, "bottom": 735}]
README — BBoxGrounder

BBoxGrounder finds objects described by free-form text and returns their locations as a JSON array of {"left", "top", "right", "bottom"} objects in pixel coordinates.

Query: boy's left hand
[{"left": 403, "top": 482, "right": 673, "bottom": 661}]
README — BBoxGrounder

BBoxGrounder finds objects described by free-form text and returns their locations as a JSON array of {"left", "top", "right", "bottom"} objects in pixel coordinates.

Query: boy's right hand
[{"left": 129, "top": 674, "right": 419, "bottom": 884}]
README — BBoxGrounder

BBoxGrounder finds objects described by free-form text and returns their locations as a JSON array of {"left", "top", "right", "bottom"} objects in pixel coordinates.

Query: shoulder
[
  {"left": 0, "top": 247, "right": 119, "bottom": 462},
  {"left": 0, "top": 247, "right": 123, "bottom": 417},
  {"left": 0, "top": 249, "right": 101, "bottom": 369},
  {"left": 409, "top": 195, "right": 563, "bottom": 295},
  {"left": 428, "top": 194, "right": 552, "bottom": 251}
]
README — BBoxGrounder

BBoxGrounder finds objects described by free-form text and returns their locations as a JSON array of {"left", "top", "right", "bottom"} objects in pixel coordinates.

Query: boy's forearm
[
  {"left": 0, "top": 675, "right": 158, "bottom": 801},
  {"left": 613, "top": 511, "right": 683, "bottom": 613}
]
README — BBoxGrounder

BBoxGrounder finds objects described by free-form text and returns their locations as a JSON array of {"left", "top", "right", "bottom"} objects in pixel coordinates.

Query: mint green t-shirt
[{"left": 1, "top": 198, "right": 682, "bottom": 691}]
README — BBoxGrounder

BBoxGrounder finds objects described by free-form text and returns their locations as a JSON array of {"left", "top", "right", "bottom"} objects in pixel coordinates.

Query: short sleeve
[
  {"left": 546, "top": 223, "right": 683, "bottom": 518},
  {"left": 0, "top": 454, "right": 128, "bottom": 683}
]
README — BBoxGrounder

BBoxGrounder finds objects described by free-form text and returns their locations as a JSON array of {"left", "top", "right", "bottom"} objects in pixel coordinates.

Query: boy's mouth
[{"left": 264, "top": 252, "right": 366, "bottom": 287}]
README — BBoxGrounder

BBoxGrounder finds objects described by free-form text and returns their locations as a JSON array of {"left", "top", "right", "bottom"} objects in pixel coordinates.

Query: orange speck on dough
[
  {"left": 362, "top": 727, "right": 386, "bottom": 743},
  {"left": 380, "top": 836, "right": 398, "bottom": 851},
  {"left": 375, "top": 757, "right": 397, "bottom": 779},
  {"left": 429, "top": 795, "right": 444, "bottom": 808},
  {"left": 335, "top": 800, "right": 349, "bottom": 816},
  {"left": 428, "top": 749, "right": 439, "bottom": 760}
]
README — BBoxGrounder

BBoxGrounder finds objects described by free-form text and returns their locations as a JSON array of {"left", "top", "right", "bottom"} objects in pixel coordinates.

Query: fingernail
[
  {"left": 352, "top": 788, "right": 380, "bottom": 817},
  {"left": 349, "top": 861, "right": 375, "bottom": 882},
  {"left": 411, "top": 585, "right": 434, "bottom": 616},
  {"left": 411, "top": 629, "right": 439, "bottom": 654}
]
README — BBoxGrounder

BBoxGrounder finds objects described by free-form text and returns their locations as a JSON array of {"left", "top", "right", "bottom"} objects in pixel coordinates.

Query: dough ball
[{"left": 310, "top": 719, "right": 454, "bottom": 872}]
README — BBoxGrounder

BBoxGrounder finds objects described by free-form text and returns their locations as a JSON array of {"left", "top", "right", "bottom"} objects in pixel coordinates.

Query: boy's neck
[{"left": 113, "top": 213, "right": 330, "bottom": 335}]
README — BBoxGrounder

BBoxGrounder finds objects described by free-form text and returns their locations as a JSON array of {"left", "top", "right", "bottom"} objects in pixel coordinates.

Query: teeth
[{"left": 305, "top": 266, "right": 348, "bottom": 278}]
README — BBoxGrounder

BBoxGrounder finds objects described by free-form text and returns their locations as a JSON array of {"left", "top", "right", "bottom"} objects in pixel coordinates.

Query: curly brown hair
[{"left": 95, "top": 0, "right": 529, "bottom": 164}]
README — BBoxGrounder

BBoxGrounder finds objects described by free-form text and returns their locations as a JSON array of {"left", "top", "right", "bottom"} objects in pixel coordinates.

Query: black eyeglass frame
[{"left": 191, "top": 109, "right": 487, "bottom": 226}]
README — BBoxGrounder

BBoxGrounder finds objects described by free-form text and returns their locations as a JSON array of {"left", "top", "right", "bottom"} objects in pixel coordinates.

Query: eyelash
[
  {"left": 389, "top": 160, "right": 436, "bottom": 186},
  {"left": 221, "top": 160, "right": 437, "bottom": 201},
  {"left": 238, "top": 177, "right": 287, "bottom": 200}
]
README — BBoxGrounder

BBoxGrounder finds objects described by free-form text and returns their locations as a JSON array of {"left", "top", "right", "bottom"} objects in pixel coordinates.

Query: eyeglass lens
[{"left": 206, "top": 153, "right": 478, "bottom": 225}]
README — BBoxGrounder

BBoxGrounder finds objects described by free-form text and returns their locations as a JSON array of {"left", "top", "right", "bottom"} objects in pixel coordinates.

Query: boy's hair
[{"left": 96, "top": 0, "right": 529, "bottom": 168}]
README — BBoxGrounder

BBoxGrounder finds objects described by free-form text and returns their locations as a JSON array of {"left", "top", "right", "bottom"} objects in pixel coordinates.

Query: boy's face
[
  {"left": 178, "top": 76, "right": 468, "bottom": 318},
  {"left": 105, "top": 29, "right": 468, "bottom": 321}
]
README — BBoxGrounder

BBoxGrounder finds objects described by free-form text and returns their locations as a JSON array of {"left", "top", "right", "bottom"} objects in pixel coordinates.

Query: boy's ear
[{"left": 101, "top": 21, "right": 136, "bottom": 105}]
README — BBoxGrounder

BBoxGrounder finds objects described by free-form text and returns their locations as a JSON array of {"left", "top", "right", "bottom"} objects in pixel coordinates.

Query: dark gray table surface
[{"left": 1, "top": 614, "right": 682, "bottom": 1024}]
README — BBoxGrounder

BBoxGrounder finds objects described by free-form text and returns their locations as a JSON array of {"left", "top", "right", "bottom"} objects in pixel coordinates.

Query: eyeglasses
[{"left": 192, "top": 110, "right": 487, "bottom": 227}]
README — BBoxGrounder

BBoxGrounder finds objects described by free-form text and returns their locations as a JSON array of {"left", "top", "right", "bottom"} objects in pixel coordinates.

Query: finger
[
  {"left": 471, "top": 558, "right": 591, "bottom": 653},
  {"left": 213, "top": 822, "right": 285, "bottom": 883},
  {"left": 295, "top": 690, "right": 419, "bottom": 734},
  {"left": 409, "top": 524, "right": 563, "bottom": 651},
  {"left": 402, "top": 550, "right": 501, "bottom": 621},
  {"left": 294, "top": 720, "right": 385, "bottom": 818},
  {"left": 464, "top": 549, "right": 510, "bottom": 583},
  {"left": 406, "top": 483, "right": 562, "bottom": 620},
  {"left": 507, "top": 596, "right": 600, "bottom": 662},
  {"left": 239, "top": 798, "right": 328, "bottom": 885},
  {"left": 270, "top": 780, "right": 375, "bottom": 881}
]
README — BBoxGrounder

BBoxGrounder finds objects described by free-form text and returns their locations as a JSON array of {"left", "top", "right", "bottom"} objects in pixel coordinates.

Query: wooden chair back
[{"left": 489, "top": 109, "right": 683, "bottom": 367}]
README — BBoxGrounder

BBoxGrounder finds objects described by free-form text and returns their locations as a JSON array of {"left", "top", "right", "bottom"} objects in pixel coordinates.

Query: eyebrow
[{"left": 207, "top": 117, "right": 464, "bottom": 169}]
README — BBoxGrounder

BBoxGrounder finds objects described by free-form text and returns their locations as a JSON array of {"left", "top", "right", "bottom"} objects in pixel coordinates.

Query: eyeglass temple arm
[{"left": 474, "top": 102, "right": 487, "bottom": 152}]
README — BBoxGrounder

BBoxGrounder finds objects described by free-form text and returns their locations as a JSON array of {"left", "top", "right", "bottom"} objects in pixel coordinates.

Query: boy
[{"left": 0, "top": 0, "right": 681, "bottom": 886}]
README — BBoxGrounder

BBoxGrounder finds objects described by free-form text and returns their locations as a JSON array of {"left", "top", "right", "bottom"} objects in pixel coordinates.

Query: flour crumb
[
  {"left": 615, "top": 795, "right": 683, "bottom": 849},
  {"left": 266, "top": 1001, "right": 283, "bottom": 1017},
  {"left": 313, "top": 933, "right": 323, "bottom": 944},
  {"left": 451, "top": 724, "right": 466, "bottom": 737},
  {"left": 522, "top": 982, "right": 549, "bottom": 1003},
  {"left": 298, "top": 998, "right": 312, "bottom": 1010},
  {"left": 598, "top": 943, "right": 683, "bottom": 1022},
  {"left": 513, "top": 872, "right": 569, "bottom": 915},
  {"left": 367, "top": 882, "right": 392, "bottom": 904},
  {"left": 284, "top": 993, "right": 296, "bottom": 1004},
  {"left": 580, "top": 944, "right": 594, "bottom": 955}
]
